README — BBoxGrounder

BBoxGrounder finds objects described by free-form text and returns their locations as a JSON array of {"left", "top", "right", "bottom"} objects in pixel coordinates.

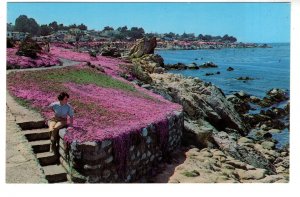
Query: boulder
[
  {"left": 249, "top": 96, "right": 261, "bottom": 103},
  {"left": 199, "top": 62, "right": 218, "bottom": 68},
  {"left": 129, "top": 37, "right": 157, "bottom": 58},
  {"left": 261, "top": 141, "right": 275, "bottom": 150},
  {"left": 227, "top": 67, "right": 234, "bottom": 71},
  {"left": 182, "top": 119, "right": 216, "bottom": 148},
  {"left": 237, "top": 137, "right": 253, "bottom": 145},
  {"left": 150, "top": 73, "right": 249, "bottom": 135},
  {"left": 187, "top": 63, "right": 199, "bottom": 69},
  {"left": 226, "top": 94, "right": 251, "bottom": 114},
  {"left": 259, "top": 88, "right": 289, "bottom": 107},
  {"left": 234, "top": 91, "right": 250, "bottom": 100},
  {"left": 237, "top": 76, "right": 254, "bottom": 81},
  {"left": 212, "top": 131, "right": 276, "bottom": 175},
  {"left": 101, "top": 47, "right": 121, "bottom": 57}
]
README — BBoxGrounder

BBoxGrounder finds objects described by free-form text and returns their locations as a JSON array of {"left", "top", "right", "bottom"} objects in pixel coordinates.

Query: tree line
[{"left": 8, "top": 15, "right": 238, "bottom": 42}]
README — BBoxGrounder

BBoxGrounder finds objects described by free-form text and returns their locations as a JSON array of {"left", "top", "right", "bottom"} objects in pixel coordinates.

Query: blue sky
[{"left": 7, "top": 2, "right": 290, "bottom": 43}]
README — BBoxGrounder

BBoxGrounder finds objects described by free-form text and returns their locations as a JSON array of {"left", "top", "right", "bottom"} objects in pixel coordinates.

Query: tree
[
  {"left": 14, "top": 15, "right": 28, "bottom": 32},
  {"left": 58, "top": 23, "right": 66, "bottom": 30},
  {"left": 78, "top": 23, "right": 87, "bottom": 30},
  {"left": 118, "top": 26, "right": 128, "bottom": 33},
  {"left": 203, "top": 34, "right": 212, "bottom": 41},
  {"left": 40, "top": 25, "right": 52, "bottom": 36},
  {"left": 103, "top": 26, "right": 114, "bottom": 31},
  {"left": 49, "top": 21, "right": 58, "bottom": 31},
  {"left": 15, "top": 15, "right": 40, "bottom": 36},
  {"left": 198, "top": 34, "right": 204, "bottom": 40},
  {"left": 128, "top": 27, "right": 144, "bottom": 39},
  {"left": 68, "top": 24, "right": 77, "bottom": 29},
  {"left": 164, "top": 32, "right": 176, "bottom": 38},
  {"left": 222, "top": 34, "right": 237, "bottom": 42}
]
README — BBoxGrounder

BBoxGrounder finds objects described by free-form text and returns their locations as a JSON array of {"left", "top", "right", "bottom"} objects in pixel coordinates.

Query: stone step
[
  {"left": 60, "top": 157, "right": 86, "bottom": 183},
  {"left": 22, "top": 128, "right": 50, "bottom": 141},
  {"left": 42, "top": 164, "right": 68, "bottom": 183},
  {"left": 29, "top": 140, "right": 50, "bottom": 153},
  {"left": 17, "top": 120, "right": 47, "bottom": 130},
  {"left": 36, "top": 152, "right": 59, "bottom": 166}
]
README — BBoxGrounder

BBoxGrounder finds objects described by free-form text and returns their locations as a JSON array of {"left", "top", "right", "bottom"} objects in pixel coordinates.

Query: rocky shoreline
[
  {"left": 156, "top": 40, "right": 271, "bottom": 50},
  {"left": 122, "top": 37, "right": 289, "bottom": 183}
]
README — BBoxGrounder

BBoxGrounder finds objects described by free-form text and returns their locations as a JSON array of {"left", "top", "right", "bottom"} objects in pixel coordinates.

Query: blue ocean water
[
  {"left": 156, "top": 43, "right": 290, "bottom": 98},
  {"left": 156, "top": 43, "right": 290, "bottom": 148}
]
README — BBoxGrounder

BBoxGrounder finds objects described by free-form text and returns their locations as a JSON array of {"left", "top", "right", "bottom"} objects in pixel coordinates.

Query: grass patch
[
  {"left": 13, "top": 96, "right": 39, "bottom": 112},
  {"left": 44, "top": 69, "right": 136, "bottom": 92},
  {"left": 182, "top": 170, "right": 200, "bottom": 177}
]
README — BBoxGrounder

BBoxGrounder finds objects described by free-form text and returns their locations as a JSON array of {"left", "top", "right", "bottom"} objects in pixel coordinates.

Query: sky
[{"left": 7, "top": 2, "right": 290, "bottom": 43}]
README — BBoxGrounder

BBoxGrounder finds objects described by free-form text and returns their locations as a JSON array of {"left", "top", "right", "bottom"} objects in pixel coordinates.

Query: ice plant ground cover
[
  {"left": 49, "top": 46, "right": 127, "bottom": 77},
  {"left": 7, "top": 44, "right": 182, "bottom": 175},
  {"left": 7, "top": 65, "right": 182, "bottom": 144},
  {"left": 7, "top": 48, "right": 61, "bottom": 69}
]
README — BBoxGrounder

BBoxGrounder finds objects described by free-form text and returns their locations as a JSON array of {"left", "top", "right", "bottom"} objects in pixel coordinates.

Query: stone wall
[{"left": 58, "top": 110, "right": 184, "bottom": 183}]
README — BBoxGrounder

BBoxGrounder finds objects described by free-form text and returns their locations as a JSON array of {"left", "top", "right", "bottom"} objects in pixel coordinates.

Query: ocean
[
  {"left": 155, "top": 43, "right": 290, "bottom": 148},
  {"left": 156, "top": 43, "right": 290, "bottom": 98}
]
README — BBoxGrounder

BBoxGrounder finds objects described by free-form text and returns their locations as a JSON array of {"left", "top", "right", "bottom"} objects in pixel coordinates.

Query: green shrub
[
  {"left": 7, "top": 38, "right": 15, "bottom": 48},
  {"left": 182, "top": 170, "right": 200, "bottom": 177},
  {"left": 16, "top": 38, "right": 42, "bottom": 59},
  {"left": 130, "top": 64, "right": 152, "bottom": 84}
]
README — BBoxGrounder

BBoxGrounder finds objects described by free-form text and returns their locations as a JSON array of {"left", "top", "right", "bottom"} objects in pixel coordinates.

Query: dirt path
[
  {"left": 6, "top": 58, "right": 80, "bottom": 74},
  {"left": 5, "top": 58, "right": 79, "bottom": 183}
]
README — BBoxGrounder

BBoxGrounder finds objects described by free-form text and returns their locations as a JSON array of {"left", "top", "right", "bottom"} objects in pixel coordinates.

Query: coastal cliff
[{"left": 127, "top": 37, "right": 289, "bottom": 183}]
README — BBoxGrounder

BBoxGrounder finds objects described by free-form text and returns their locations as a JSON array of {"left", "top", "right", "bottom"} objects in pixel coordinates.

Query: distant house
[
  {"left": 56, "top": 30, "right": 68, "bottom": 35},
  {"left": 69, "top": 28, "right": 82, "bottom": 34},
  {"left": 7, "top": 31, "right": 30, "bottom": 41},
  {"left": 162, "top": 36, "right": 174, "bottom": 41}
]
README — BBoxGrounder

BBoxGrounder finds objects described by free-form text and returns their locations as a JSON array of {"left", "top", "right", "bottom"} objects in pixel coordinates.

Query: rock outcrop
[
  {"left": 163, "top": 147, "right": 287, "bottom": 183},
  {"left": 129, "top": 37, "right": 157, "bottom": 58},
  {"left": 259, "top": 88, "right": 289, "bottom": 107},
  {"left": 150, "top": 73, "right": 249, "bottom": 137},
  {"left": 123, "top": 38, "right": 289, "bottom": 183}
]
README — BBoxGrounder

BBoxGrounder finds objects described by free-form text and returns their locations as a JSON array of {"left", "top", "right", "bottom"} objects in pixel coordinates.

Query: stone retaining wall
[{"left": 58, "top": 110, "right": 184, "bottom": 183}]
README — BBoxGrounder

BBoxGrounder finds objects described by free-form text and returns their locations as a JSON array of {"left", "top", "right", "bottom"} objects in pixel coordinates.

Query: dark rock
[
  {"left": 151, "top": 74, "right": 249, "bottom": 135},
  {"left": 226, "top": 95, "right": 251, "bottom": 114},
  {"left": 205, "top": 72, "right": 214, "bottom": 76},
  {"left": 199, "top": 61, "right": 218, "bottom": 68},
  {"left": 101, "top": 47, "right": 121, "bottom": 57},
  {"left": 242, "top": 114, "right": 271, "bottom": 128},
  {"left": 213, "top": 131, "right": 276, "bottom": 175},
  {"left": 187, "top": 63, "right": 199, "bottom": 69},
  {"left": 165, "top": 62, "right": 187, "bottom": 70},
  {"left": 237, "top": 76, "right": 254, "bottom": 81},
  {"left": 263, "top": 132, "right": 272, "bottom": 139},
  {"left": 260, "top": 107, "right": 286, "bottom": 119},
  {"left": 227, "top": 67, "right": 234, "bottom": 71},
  {"left": 249, "top": 96, "right": 261, "bottom": 104},
  {"left": 259, "top": 89, "right": 289, "bottom": 108}
]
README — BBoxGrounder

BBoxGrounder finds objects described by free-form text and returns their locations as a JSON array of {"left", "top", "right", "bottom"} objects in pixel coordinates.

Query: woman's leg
[{"left": 51, "top": 121, "right": 67, "bottom": 153}]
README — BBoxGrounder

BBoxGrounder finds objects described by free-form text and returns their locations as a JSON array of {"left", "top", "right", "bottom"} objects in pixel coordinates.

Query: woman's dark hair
[{"left": 58, "top": 92, "right": 69, "bottom": 101}]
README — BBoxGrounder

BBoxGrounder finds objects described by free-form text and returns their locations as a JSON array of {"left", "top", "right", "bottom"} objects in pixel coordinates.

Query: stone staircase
[{"left": 18, "top": 120, "right": 70, "bottom": 183}]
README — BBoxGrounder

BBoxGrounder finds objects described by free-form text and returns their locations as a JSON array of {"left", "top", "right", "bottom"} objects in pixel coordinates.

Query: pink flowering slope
[
  {"left": 50, "top": 46, "right": 127, "bottom": 77},
  {"left": 7, "top": 66, "right": 182, "bottom": 144},
  {"left": 7, "top": 48, "right": 61, "bottom": 69}
]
